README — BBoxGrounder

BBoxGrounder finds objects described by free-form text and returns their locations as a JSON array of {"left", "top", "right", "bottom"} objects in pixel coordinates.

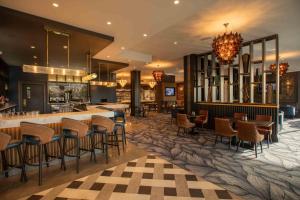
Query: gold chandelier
[
  {"left": 212, "top": 23, "right": 243, "bottom": 65},
  {"left": 118, "top": 79, "right": 127, "bottom": 88},
  {"left": 148, "top": 80, "right": 156, "bottom": 89},
  {"left": 270, "top": 62, "right": 289, "bottom": 76}
]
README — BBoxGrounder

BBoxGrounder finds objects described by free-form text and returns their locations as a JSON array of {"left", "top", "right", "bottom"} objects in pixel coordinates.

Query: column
[{"left": 130, "top": 70, "right": 141, "bottom": 116}]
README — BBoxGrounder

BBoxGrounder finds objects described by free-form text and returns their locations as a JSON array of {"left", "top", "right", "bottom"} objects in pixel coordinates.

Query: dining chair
[
  {"left": 256, "top": 115, "right": 273, "bottom": 148},
  {"left": 214, "top": 118, "right": 237, "bottom": 149},
  {"left": 195, "top": 110, "right": 208, "bottom": 128},
  {"left": 234, "top": 112, "right": 247, "bottom": 120},
  {"left": 236, "top": 121, "right": 265, "bottom": 158},
  {"left": 113, "top": 110, "right": 127, "bottom": 148},
  {"left": 177, "top": 113, "right": 195, "bottom": 136}
]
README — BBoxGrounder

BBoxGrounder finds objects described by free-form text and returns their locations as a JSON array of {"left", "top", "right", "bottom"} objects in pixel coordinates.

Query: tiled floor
[
  {"left": 21, "top": 155, "right": 239, "bottom": 200},
  {"left": 126, "top": 113, "right": 300, "bottom": 200}
]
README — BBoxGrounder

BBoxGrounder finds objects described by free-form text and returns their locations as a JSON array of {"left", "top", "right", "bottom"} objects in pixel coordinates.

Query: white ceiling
[{"left": 1, "top": 0, "right": 300, "bottom": 82}]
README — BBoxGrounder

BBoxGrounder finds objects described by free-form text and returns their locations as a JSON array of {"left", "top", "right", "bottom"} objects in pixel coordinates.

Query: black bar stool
[
  {"left": 113, "top": 110, "right": 126, "bottom": 148},
  {"left": 0, "top": 132, "right": 27, "bottom": 182},
  {"left": 61, "top": 118, "right": 96, "bottom": 174},
  {"left": 92, "top": 115, "right": 119, "bottom": 163},
  {"left": 20, "top": 122, "right": 66, "bottom": 185}
]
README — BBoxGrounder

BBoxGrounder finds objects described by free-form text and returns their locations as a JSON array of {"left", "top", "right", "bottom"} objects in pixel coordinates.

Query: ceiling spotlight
[
  {"left": 63, "top": 45, "right": 68, "bottom": 49},
  {"left": 174, "top": 0, "right": 180, "bottom": 5},
  {"left": 33, "top": 55, "right": 37, "bottom": 59},
  {"left": 106, "top": 21, "right": 112, "bottom": 25},
  {"left": 52, "top": 3, "right": 59, "bottom": 7},
  {"left": 143, "top": 33, "right": 148, "bottom": 37},
  {"left": 0, "top": 51, "right": 2, "bottom": 55},
  {"left": 106, "top": 55, "right": 110, "bottom": 58},
  {"left": 121, "top": 46, "right": 125, "bottom": 50},
  {"left": 174, "top": 41, "right": 178, "bottom": 45},
  {"left": 30, "top": 46, "right": 36, "bottom": 49}
]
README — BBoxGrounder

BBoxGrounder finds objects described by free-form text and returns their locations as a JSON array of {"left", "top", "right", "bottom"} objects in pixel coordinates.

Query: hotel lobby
[{"left": 0, "top": 1, "right": 300, "bottom": 200}]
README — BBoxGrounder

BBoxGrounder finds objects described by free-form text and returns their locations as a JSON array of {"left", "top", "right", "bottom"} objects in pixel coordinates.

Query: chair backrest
[
  {"left": 114, "top": 110, "right": 126, "bottom": 123},
  {"left": 61, "top": 118, "right": 89, "bottom": 138},
  {"left": 199, "top": 110, "right": 208, "bottom": 116},
  {"left": 0, "top": 132, "right": 11, "bottom": 151},
  {"left": 171, "top": 108, "right": 178, "bottom": 118},
  {"left": 256, "top": 115, "right": 272, "bottom": 122},
  {"left": 92, "top": 115, "right": 115, "bottom": 133},
  {"left": 177, "top": 113, "right": 189, "bottom": 127},
  {"left": 214, "top": 118, "right": 234, "bottom": 136},
  {"left": 237, "top": 121, "right": 260, "bottom": 143},
  {"left": 20, "top": 122, "right": 54, "bottom": 144},
  {"left": 234, "top": 112, "right": 247, "bottom": 120}
]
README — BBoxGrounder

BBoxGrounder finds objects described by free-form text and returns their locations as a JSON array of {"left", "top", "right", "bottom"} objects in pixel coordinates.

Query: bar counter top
[{"left": 0, "top": 104, "right": 126, "bottom": 129}]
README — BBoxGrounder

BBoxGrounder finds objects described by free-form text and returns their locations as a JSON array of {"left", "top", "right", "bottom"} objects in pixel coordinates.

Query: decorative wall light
[
  {"left": 212, "top": 23, "right": 243, "bottom": 65},
  {"left": 148, "top": 81, "right": 157, "bottom": 89},
  {"left": 118, "top": 79, "right": 127, "bottom": 88},
  {"left": 270, "top": 61, "right": 289, "bottom": 76}
]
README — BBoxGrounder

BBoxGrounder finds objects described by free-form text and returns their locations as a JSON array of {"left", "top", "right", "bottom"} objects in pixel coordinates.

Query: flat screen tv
[{"left": 165, "top": 87, "right": 175, "bottom": 96}]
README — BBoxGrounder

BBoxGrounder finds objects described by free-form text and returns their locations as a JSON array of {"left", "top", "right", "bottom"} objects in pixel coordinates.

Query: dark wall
[
  {"left": 8, "top": 65, "right": 49, "bottom": 112},
  {"left": 0, "top": 58, "right": 9, "bottom": 96},
  {"left": 90, "top": 85, "right": 116, "bottom": 103},
  {"left": 279, "top": 71, "right": 300, "bottom": 110}
]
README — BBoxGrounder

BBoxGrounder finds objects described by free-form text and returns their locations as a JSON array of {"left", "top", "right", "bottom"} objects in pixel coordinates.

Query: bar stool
[
  {"left": 61, "top": 118, "right": 96, "bottom": 174},
  {"left": 92, "top": 115, "right": 120, "bottom": 163},
  {"left": 20, "top": 122, "right": 65, "bottom": 185},
  {"left": 0, "top": 132, "right": 27, "bottom": 182},
  {"left": 113, "top": 110, "right": 126, "bottom": 148}
]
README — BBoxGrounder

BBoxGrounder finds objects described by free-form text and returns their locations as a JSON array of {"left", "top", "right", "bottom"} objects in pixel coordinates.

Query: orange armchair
[
  {"left": 195, "top": 110, "right": 208, "bottom": 128},
  {"left": 214, "top": 118, "right": 237, "bottom": 149}
]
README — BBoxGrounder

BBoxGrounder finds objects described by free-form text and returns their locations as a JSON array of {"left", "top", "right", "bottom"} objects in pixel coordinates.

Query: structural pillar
[
  {"left": 130, "top": 70, "right": 141, "bottom": 116},
  {"left": 184, "top": 54, "right": 196, "bottom": 114}
]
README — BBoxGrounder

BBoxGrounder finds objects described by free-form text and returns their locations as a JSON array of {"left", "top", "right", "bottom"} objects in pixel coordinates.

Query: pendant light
[
  {"left": 148, "top": 80, "right": 156, "bottom": 89},
  {"left": 82, "top": 52, "right": 97, "bottom": 81},
  {"left": 152, "top": 64, "right": 164, "bottom": 83}
]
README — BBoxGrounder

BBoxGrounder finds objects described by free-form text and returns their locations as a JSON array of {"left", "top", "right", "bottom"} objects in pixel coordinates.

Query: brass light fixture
[
  {"left": 270, "top": 61, "right": 289, "bottom": 76},
  {"left": 90, "top": 63, "right": 117, "bottom": 87},
  {"left": 212, "top": 23, "right": 243, "bottom": 65},
  {"left": 118, "top": 79, "right": 127, "bottom": 88},
  {"left": 152, "top": 65, "right": 164, "bottom": 83},
  {"left": 82, "top": 52, "right": 97, "bottom": 82},
  {"left": 148, "top": 80, "right": 157, "bottom": 89}
]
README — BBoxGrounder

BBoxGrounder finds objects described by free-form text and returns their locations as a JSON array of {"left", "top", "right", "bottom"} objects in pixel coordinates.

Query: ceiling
[{"left": 0, "top": 0, "right": 300, "bottom": 82}]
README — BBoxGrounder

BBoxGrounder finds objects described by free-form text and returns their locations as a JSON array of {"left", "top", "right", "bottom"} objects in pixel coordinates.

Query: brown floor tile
[
  {"left": 101, "top": 170, "right": 113, "bottom": 176},
  {"left": 185, "top": 174, "right": 198, "bottom": 181},
  {"left": 138, "top": 186, "right": 152, "bottom": 195},
  {"left": 215, "top": 190, "right": 232, "bottom": 199},
  {"left": 145, "top": 163, "right": 155, "bottom": 168},
  {"left": 121, "top": 171, "right": 133, "bottom": 177},
  {"left": 142, "top": 173, "right": 153, "bottom": 179},
  {"left": 164, "top": 174, "right": 175, "bottom": 180},
  {"left": 189, "top": 188, "right": 204, "bottom": 197},
  {"left": 164, "top": 187, "right": 177, "bottom": 196},
  {"left": 90, "top": 183, "right": 105, "bottom": 191},
  {"left": 66, "top": 181, "right": 83, "bottom": 189},
  {"left": 127, "top": 162, "right": 137, "bottom": 167},
  {"left": 113, "top": 184, "right": 128, "bottom": 193},
  {"left": 163, "top": 164, "right": 173, "bottom": 169}
]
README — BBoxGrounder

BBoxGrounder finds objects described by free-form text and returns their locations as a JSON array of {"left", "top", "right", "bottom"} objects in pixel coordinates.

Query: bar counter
[{"left": 0, "top": 104, "right": 128, "bottom": 171}]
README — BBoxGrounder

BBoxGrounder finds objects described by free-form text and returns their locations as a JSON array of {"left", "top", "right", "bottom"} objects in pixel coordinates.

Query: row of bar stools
[
  {"left": 0, "top": 132, "right": 27, "bottom": 182},
  {"left": 20, "top": 122, "right": 66, "bottom": 185},
  {"left": 113, "top": 110, "right": 127, "bottom": 149},
  {"left": 61, "top": 118, "right": 96, "bottom": 174},
  {"left": 92, "top": 115, "right": 119, "bottom": 163}
]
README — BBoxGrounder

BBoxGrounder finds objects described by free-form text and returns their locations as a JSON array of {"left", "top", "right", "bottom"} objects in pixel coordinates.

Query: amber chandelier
[
  {"left": 212, "top": 23, "right": 243, "bottom": 65},
  {"left": 148, "top": 80, "right": 157, "bottom": 89},
  {"left": 118, "top": 79, "right": 127, "bottom": 88},
  {"left": 152, "top": 65, "right": 164, "bottom": 83},
  {"left": 270, "top": 62, "right": 289, "bottom": 76}
]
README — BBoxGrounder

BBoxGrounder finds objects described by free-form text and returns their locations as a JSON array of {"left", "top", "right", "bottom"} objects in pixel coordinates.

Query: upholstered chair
[
  {"left": 21, "top": 122, "right": 65, "bottom": 185},
  {"left": 214, "top": 118, "right": 237, "bottom": 149},
  {"left": 236, "top": 121, "right": 265, "bottom": 158},
  {"left": 0, "top": 132, "right": 26, "bottom": 182},
  {"left": 256, "top": 115, "right": 273, "bottom": 148},
  {"left": 61, "top": 118, "right": 95, "bottom": 174},
  {"left": 195, "top": 110, "right": 208, "bottom": 128},
  {"left": 177, "top": 113, "right": 195, "bottom": 136},
  {"left": 92, "top": 115, "right": 119, "bottom": 163}
]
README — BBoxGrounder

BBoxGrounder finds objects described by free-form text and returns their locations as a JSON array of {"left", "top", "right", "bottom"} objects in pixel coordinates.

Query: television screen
[{"left": 165, "top": 87, "right": 175, "bottom": 96}]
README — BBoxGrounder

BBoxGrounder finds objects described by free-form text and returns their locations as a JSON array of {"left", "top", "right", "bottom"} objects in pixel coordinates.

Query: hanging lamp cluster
[
  {"left": 148, "top": 80, "right": 157, "bottom": 89},
  {"left": 117, "top": 79, "right": 128, "bottom": 88},
  {"left": 212, "top": 23, "right": 243, "bottom": 65},
  {"left": 270, "top": 62, "right": 289, "bottom": 76},
  {"left": 152, "top": 64, "right": 164, "bottom": 83}
]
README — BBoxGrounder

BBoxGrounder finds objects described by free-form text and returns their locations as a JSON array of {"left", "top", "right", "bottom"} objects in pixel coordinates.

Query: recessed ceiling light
[
  {"left": 106, "top": 55, "right": 110, "bottom": 58},
  {"left": 0, "top": 51, "right": 2, "bottom": 55},
  {"left": 106, "top": 21, "right": 112, "bottom": 25},
  {"left": 174, "top": 41, "right": 178, "bottom": 45},
  {"left": 174, "top": 0, "right": 180, "bottom": 5},
  {"left": 33, "top": 55, "right": 37, "bottom": 59},
  {"left": 143, "top": 33, "right": 148, "bottom": 37},
  {"left": 52, "top": 3, "right": 59, "bottom": 7},
  {"left": 121, "top": 46, "right": 125, "bottom": 50},
  {"left": 63, "top": 45, "right": 68, "bottom": 49},
  {"left": 30, "top": 45, "right": 35, "bottom": 49}
]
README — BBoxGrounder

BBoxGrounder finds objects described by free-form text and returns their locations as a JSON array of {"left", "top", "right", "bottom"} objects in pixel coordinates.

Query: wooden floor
[{"left": 0, "top": 142, "right": 147, "bottom": 200}]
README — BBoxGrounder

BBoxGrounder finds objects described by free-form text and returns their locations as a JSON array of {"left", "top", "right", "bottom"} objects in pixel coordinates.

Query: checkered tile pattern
[{"left": 21, "top": 155, "right": 240, "bottom": 200}]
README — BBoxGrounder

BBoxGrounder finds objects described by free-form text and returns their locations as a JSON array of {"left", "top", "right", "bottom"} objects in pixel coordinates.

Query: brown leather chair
[
  {"left": 234, "top": 112, "right": 247, "bottom": 120},
  {"left": 214, "top": 118, "right": 237, "bottom": 149},
  {"left": 92, "top": 115, "right": 120, "bottom": 163},
  {"left": 256, "top": 115, "right": 272, "bottom": 148},
  {"left": 177, "top": 113, "right": 195, "bottom": 136},
  {"left": 21, "top": 122, "right": 65, "bottom": 185},
  {"left": 0, "top": 132, "right": 26, "bottom": 182},
  {"left": 61, "top": 118, "right": 95, "bottom": 174},
  {"left": 195, "top": 110, "right": 208, "bottom": 128},
  {"left": 236, "top": 121, "right": 265, "bottom": 158}
]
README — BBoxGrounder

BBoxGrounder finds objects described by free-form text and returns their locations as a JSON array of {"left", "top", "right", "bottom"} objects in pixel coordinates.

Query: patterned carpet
[
  {"left": 126, "top": 113, "right": 300, "bottom": 200},
  {"left": 21, "top": 155, "right": 238, "bottom": 200}
]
